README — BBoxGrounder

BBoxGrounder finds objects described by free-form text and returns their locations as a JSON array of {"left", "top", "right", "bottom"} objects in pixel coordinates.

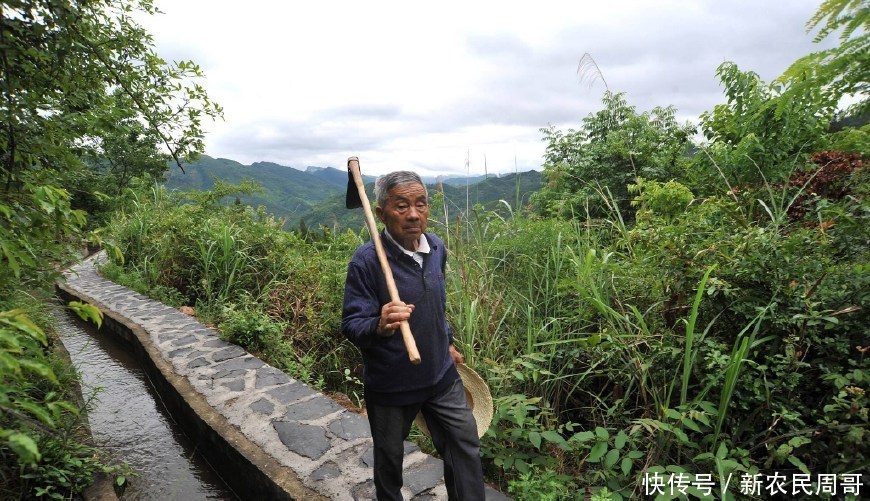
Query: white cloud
[{"left": 139, "top": 0, "right": 833, "bottom": 176}]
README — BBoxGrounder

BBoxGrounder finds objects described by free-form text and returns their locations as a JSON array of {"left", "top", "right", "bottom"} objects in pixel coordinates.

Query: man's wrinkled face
[{"left": 376, "top": 183, "right": 429, "bottom": 251}]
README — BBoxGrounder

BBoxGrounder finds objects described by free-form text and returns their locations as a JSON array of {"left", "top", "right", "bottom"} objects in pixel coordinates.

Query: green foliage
[
  {"left": 66, "top": 302, "right": 103, "bottom": 330},
  {"left": 76, "top": 91, "right": 174, "bottom": 229},
  {"left": 104, "top": 181, "right": 363, "bottom": 388},
  {"left": 99, "top": 260, "right": 187, "bottom": 307},
  {"left": 628, "top": 178, "right": 694, "bottom": 222},
  {"left": 827, "top": 122, "right": 870, "bottom": 153},
  {"left": 1, "top": 306, "right": 126, "bottom": 498},
  {"left": 534, "top": 91, "right": 695, "bottom": 218},
  {"left": 482, "top": 392, "right": 566, "bottom": 475},
  {"left": 16, "top": 435, "right": 129, "bottom": 500},
  {"left": 219, "top": 306, "right": 285, "bottom": 353},
  {"left": 1, "top": 310, "right": 57, "bottom": 466},
  {"left": 697, "top": 62, "right": 838, "bottom": 187},
  {"left": 780, "top": 0, "right": 868, "bottom": 117},
  {"left": 0, "top": 184, "right": 87, "bottom": 293},
  {"left": 807, "top": 0, "right": 868, "bottom": 42},
  {"left": 508, "top": 466, "right": 577, "bottom": 500},
  {"left": 1, "top": 0, "right": 221, "bottom": 288},
  {"left": 195, "top": 222, "right": 253, "bottom": 309}
]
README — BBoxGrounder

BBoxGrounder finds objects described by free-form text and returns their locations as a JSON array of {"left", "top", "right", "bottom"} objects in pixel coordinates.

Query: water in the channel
[{"left": 53, "top": 307, "right": 237, "bottom": 500}]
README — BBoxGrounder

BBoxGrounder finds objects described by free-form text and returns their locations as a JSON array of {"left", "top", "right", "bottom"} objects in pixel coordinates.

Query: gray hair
[{"left": 374, "top": 171, "right": 428, "bottom": 208}]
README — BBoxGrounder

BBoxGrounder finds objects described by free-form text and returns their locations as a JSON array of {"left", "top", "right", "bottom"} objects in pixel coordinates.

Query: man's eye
[
  {"left": 415, "top": 203, "right": 428, "bottom": 210},
  {"left": 396, "top": 205, "right": 409, "bottom": 211}
]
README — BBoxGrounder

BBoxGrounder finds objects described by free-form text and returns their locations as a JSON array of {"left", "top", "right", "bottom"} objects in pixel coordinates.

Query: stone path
[{"left": 60, "top": 254, "right": 508, "bottom": 500}]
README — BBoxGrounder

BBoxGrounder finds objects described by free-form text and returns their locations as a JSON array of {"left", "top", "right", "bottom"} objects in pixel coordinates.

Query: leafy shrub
[
  {"left": 534, "top": 91, "right": 695, "bottom": 219},
  {"left": 219, "top": 306, "right": 284, "bottom": 353},
  {"left": 104, "top": 182, "right": 364, "bottom": 389},
  {"left": 696, "top": 61, "right": 837, "bottom": 188},
  {"left": 508, "top": 466, "right": 577, "bottom": 500},
  {"left": 1, "top": 310, "right": 64, "bottom": 466},
  {"left": 629, "top": 178, "right": 694, "bottom": 221}
]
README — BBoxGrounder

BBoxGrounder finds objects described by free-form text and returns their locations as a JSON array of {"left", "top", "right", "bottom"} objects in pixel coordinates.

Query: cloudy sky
[{"left": 139, "top": 0, "right": 832, "bottom": 177}]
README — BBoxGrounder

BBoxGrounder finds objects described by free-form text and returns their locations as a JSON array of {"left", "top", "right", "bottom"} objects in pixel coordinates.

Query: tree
[
  {"left": 780, "top": 0, "right": 868, "bottom": 118},
  {"left": 533, "top": 91, "right": 695, "bottom": 218},
  {"left": 696, "top": 62, "right": 838, "bottom": 188},
  {"left": 696, "top": 0, "right": 867, "bottom": 190},
  {"left": 0, "top": 0, "right": 222, "bottom": 288},
  {"left": 69, "top": 90, "right": 174, "bottom": 229},
  {"left": 87, "top": 91, "right": 172, "bottom": 192}
]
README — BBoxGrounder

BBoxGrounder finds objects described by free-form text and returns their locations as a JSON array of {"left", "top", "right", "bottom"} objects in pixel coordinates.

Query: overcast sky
[{"left": 139, "top": 0, "right": 832, "bottom": 177}]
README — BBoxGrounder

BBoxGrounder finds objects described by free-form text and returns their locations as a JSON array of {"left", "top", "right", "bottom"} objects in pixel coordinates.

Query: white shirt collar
[{"left": 384, "top": 230, "right": 430, "bottom": 265}]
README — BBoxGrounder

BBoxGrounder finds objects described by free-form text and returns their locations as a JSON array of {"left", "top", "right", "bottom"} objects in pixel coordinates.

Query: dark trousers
[{"left": 366, "top": 377, "right": 485, "bottom": 500}]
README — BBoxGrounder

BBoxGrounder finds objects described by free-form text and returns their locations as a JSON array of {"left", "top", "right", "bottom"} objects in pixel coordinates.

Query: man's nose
[{"left": 406, "top": 206, "right": 420, "bottom": 220}]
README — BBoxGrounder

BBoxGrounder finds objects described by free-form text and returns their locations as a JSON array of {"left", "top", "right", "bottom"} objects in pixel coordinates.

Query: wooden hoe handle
[{"left": 347, "top": 157, "right": 422, "bottom": 365}]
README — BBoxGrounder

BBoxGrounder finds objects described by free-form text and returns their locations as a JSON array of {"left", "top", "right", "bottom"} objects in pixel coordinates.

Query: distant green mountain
[
  {"left": 446, "top": 170, "right": 542, "bottom": 211},
  {"left": 298, "top": 171, "right": 543, "bottom": 232},
  {"left": 302, "top": 165, "right": 492, "bottom": 188},
  {"left": 305, "top": 166, "right": 376, "bottom": 187},
  {"left": 438, "top": 173, "right": 494, "bottom": 186},
  {"left": 163, "top": 155, "right": 542, "bottom": 232},
  {"left": 164, "top": 156, "right": 343, "bottom": 227}
]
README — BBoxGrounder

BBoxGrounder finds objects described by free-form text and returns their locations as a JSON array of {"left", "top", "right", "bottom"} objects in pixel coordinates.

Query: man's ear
[{"left": 375, "top": 206, "right": 384, "bottom": 223}]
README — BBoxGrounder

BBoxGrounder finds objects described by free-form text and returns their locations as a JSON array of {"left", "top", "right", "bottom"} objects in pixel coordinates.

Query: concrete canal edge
[
  {"left": 56, "top": 254, "right": 509, "bottom": 500},
  {"left": 56, "top": 279, "right": 322, "bottom": 500}
]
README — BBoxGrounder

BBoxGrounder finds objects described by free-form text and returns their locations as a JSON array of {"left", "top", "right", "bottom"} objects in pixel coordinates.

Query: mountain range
[{"left": 164, "top": 155, "right": 542, "bottom": 231}]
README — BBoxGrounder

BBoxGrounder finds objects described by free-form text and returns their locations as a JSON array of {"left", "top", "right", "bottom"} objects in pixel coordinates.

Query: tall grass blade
[
  {"left": 680, "top": 265, "right": 717, "bottom": 407},
  {"left": 713, "top": 305, "right": 771, "bottom": 445}
]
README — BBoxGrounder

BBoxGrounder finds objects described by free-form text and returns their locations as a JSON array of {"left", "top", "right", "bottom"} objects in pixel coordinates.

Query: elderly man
[{"left": 341, "top": 171, "right": 484, "bottom": 500}]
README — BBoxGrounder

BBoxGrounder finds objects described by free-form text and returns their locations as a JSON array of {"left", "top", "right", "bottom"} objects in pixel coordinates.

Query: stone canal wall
[{"left": 58, "top": 254, "right": 506, "bottom": 500}]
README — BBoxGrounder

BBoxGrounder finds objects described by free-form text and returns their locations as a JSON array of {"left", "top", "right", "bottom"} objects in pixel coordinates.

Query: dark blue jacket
[{"left": 341, "top": 231, "right": 457, "bottom": 406}]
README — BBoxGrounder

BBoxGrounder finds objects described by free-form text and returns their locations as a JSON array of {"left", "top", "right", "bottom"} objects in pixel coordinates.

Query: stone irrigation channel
[{"left": 57, "top": 253, "right": 509, "bottom": 500}]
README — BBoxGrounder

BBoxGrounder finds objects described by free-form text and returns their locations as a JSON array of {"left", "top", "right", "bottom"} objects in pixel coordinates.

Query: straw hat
[{"left": 415, "top": 363, "right": 493, "bottom": 438}]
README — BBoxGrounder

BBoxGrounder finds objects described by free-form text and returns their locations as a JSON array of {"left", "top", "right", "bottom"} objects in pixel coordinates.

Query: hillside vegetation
[
  {"left": 163, "top": 154, "right": 543, "bottom": 231},
  {"left": 2, "top": 0, "right": 867, "bottom": 499},
  {"left": 297, "top": 170, "right": 544, "bottom": 231},
  {"left": 163, "top": 155, "right": 346, "bottom": 222}
]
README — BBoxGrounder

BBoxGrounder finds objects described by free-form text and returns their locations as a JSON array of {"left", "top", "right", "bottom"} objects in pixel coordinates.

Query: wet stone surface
[
  {"left": 328, "top": 413, "right": 372, "bottom": 440},
  {"left": 267, "top": 382, "right": 317, "bottom": 403},
  {"left": 274, "top": 421, "right": 331, "bottom": 460},
  {"left": 187, "top": 357, "right": 209, "bottom": 369},
  {"left": 221, "top": 379, "right": 245, "bottom": 392},
  {"left": 255, "top": 367, "right": 287, "bottom": 389},
  {"left": 405, "top": 457, "right": 445, "bottom": 496},
  {"left": 311, "top": 461, "right": 341, "bottom": 481},
  {"left": 283, "top": 397, "right": 344, "bottom": 422},
  {"left": 250, "top": 398, "right": 274, "bottom": 415},
  {"left": 172, "top": 334, "right": 199, "bottom": 347},
  {"left": 212, "top": 345, "right": 247, "bottom": 362},
  {"left": 61, "top": 254, "right": 509, "bottom": 500}
]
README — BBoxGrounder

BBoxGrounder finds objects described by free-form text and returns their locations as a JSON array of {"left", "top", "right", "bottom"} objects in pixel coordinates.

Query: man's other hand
[{"left": 448, "top": 343, "right": 464, "bottom": 366}]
